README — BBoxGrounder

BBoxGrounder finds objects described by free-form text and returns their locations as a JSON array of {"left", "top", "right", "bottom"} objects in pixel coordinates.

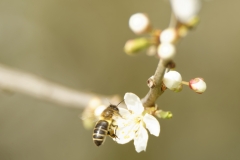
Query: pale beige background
[{"left": 0, "top": 0, "right": 239, "bottom": 160}]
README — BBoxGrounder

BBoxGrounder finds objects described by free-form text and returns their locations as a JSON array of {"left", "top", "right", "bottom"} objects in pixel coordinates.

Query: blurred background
[{"left": 0, "top": 0, "right": 240, "bottom": 160}]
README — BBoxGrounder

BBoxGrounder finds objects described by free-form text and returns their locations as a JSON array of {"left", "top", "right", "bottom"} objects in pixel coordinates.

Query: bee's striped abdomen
[{"left": 93, "top": 120, "right": 109, "bottom": 146}]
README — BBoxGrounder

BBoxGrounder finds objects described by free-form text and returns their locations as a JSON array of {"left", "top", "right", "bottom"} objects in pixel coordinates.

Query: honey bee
[{"left": 92, "top": 103, "right": 122, "bottom": 146}]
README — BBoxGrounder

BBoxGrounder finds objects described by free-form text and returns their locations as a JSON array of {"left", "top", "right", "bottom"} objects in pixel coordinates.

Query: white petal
[
  {"left": 124, "top": 93, "right": 144, "bottom": 115},
  {"left": 134, "top": 125, "right": 148, "bottom": 153},
  {"left": 143, "top": 113, "right": 160, "bottom": 137},
  {"left": 118, "top": 108, "right": 131, "bottom": 119},
  {"left": 115, "top": 120, "right": 139, "bottom": 144}
]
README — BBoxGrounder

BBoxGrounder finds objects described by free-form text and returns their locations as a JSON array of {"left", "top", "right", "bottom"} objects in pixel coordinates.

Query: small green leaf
[
  {"left": 124, "top": 38, "right": 151, "bottom": 55},
  {"left": 155, "top": 110, "right": 173, "bottom": 119}
]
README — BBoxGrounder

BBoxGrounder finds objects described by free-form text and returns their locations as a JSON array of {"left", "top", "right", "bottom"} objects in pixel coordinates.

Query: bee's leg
[
  {"left": 108, "top": 129, "right": 118, "bottom": 139},
  {"left": 109, "top": 123, "right": 119, "bottom": 140},
  {"left": 116, "top": 112, "right": 123, "bottom": 118},
  {"left": 112, "top": 125, "right": 118, "bottom": 136}
]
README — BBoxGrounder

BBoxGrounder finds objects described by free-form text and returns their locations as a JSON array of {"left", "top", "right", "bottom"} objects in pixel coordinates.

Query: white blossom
[{"left": 115, "top": 93, "right": 160, "bottom": 153}]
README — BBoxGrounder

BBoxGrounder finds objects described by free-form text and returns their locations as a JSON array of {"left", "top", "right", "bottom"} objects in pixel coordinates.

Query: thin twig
[
  {"left": 141, "top": 12, "right": 178, "bottom": 108},
  {"left": 0, "top": 64, "right": 114, "bottom": 109}
]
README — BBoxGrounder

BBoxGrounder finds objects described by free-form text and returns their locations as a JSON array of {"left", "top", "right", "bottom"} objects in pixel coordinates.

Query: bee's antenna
[
  {"left": 116, "top": 99, "right": 125, "bottom": 107},
  {"left": 105, "top": 99, "right": 124, "bottom": 107}
]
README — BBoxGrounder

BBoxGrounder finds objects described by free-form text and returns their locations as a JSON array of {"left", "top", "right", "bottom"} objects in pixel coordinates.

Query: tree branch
[
  {"left": 141, "top": 59, "right": 168, "bottom": 107},
  {"left": 141, "top": 12, "right": 178, "bottom": 108},
  {"left": 0, "top": 64, "right": 114, "bottom": 109}
]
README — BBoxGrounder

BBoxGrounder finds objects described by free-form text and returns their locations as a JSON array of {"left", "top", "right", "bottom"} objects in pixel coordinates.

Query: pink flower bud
[{"left": 189, "top": 78, "right": 206, "bottom": 94}]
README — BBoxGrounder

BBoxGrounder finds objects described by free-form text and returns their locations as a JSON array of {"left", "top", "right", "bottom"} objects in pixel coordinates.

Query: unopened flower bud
[
  {"left": 160, "top": 28, "right": 178, "bottom": 43},
  {"left": 129, "top": 13, "right": 151, "bottom": 34},
  {"left": 158, "top": 43, "right": 176, "bottom": 61},
  {"left": 155, "top": 110, "right": 173, "bottom": 119},
  {"left": 189, "top": 78, "right": 206, "bottom": 94},
  {"left": 170, "top": 0, "right": 201, "bottom": 24},
  {"left": 163, "top": 71, "right": 182, "bottom": 91},
  {"left": 124, "top": 38, "right": 151, "bottom": 55}
]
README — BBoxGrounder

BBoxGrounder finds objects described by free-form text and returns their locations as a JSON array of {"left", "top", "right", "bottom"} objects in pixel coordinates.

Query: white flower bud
[
  {"left": 189, "top": 78, "right": 206, "bottom": 94},
  {"left": 129, "top": 13, "right": 151, "bottom": 34},
  {"left": 170, "top": 0, "right": 201, "bottom": 23},
  {"left": 160, "top": 28, "right": 178, "bottom": 43},
  {"left": 163, "top": 71, "right": 182, "bottom": 91},
  {"left": 158, "top": 43, "right": 176, "bottom": 61}
]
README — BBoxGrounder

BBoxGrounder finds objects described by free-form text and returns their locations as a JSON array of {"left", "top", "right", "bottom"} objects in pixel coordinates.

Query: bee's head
[{"left": 109, "top": 104, "right": 119, "bottom": 112}]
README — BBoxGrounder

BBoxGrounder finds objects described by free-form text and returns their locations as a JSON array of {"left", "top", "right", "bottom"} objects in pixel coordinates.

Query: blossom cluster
[
  {"left": 125, "top": 0, "right": 201, "bottom": 59},
  {"left": 125, "top": 0, "right": 206, "bottom": 94},
  {"left": 82, "top": 0, "right": 207, "bottom": 153},
  {"left": 114, "top": 0, "right": 206, "bottom": 152}
]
